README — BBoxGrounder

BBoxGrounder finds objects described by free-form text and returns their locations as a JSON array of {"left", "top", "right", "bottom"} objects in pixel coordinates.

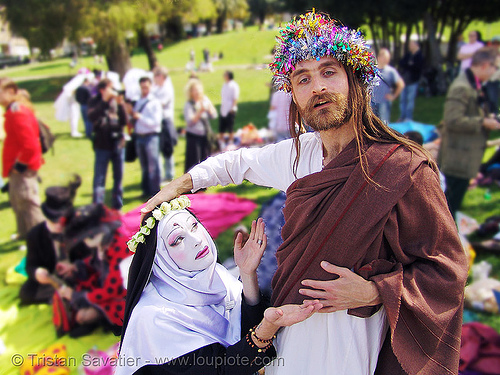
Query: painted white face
[{"left": 160, "top": 211, "right": 214, "bottom": 271}]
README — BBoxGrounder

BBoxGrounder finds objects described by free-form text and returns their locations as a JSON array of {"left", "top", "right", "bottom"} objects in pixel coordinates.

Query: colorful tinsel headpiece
[
  {"left": 270, "top": 10, "right": 379, "bottom": 93},
  {"left": 127, "top": 195, "right": 191, "bottom": 253}
]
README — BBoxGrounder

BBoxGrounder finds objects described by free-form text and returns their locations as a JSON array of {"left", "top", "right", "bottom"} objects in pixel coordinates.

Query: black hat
[
  {"left": 64, "top": 204, "right": 121, "bottom": 249},
  {"left": 41, "top": 186, "right": 74, "bottom": 222}
]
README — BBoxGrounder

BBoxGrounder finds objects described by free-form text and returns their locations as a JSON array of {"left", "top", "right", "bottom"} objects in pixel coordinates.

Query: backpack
[
  {"left": 160, "top": 118, "right": 178, "bottom": 158},
  {"left": 38, "top": 119, "right": 55, "bottom": 154}
]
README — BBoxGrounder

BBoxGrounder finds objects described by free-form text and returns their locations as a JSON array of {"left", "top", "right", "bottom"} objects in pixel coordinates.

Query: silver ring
[{"left": 257, "top": 239, "right": 263, "bottom": 246}]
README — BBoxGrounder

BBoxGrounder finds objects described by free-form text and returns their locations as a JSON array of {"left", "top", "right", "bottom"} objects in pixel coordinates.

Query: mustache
[{"left": 305, "top": 92, "right": 347, "bottom": 112}]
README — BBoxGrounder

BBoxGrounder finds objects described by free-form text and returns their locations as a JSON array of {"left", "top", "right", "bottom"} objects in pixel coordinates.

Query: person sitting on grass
[
  {"left": 58, "top": 203, "right": 131, "bottom": 337},
  {"left": 117, "top": 196, "right": 321, "bottom": 375},
  {"left": 19, "top": 176, "right": 91, "bottom": 305}
]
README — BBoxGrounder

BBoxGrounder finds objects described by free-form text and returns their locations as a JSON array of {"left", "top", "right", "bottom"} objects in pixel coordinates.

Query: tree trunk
[
  {"left": 216, "top": 12, "right": 226, "bottom": 34},
  {"left": 446, "top": 24, "right": 459, "bottom": 65},
  {"left": 404, "top": 23, "right": 412, "bottom": 53},
  {"left": 137, "top": 27, "right": 157, "bottom": 71},
  {"left": 368, "top": 18, "right": 379, "bottom": 53},
  {"left": 423, "top": 11, "right": 447, "bottom": 95},
  {"left": 258, "top": 8, "right": 265, "bottom": 26},
  {"left": 415, "top": 22, "right": 421, "bottom": 41},
  {"left": 164, "top": 16, "right": 185, "bottom": 41},
  {"left": 105, "top": 39, "right": 132, "bottom": 80},
  {"left": 205, "top": 19, "right": 213, "bottom": 34},
  {"left": 381, "top": 19, "right": 389, "bottom": 48},
  {"left": 392, "top": 22, "right": 403, "bottom": 65}
]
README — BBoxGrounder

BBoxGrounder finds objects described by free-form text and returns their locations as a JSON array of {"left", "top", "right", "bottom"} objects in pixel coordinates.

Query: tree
[
  {"left": 1, "top": 0, "right": 136, "bottom": 77},
  {"left": 281, "top": 0, "right": 500, "bottom": 95},
  {"left": 213, "top": 0, "right": 249, "bottom": 34},
  {"left": 79, "top": 1, "right": 140, "bottom": 78},
  {"left": 1, "top": 0, "right": 84, "bottom": 58},
  {"left": 247, "top": 0, "right": 286, "bottom": 27}
]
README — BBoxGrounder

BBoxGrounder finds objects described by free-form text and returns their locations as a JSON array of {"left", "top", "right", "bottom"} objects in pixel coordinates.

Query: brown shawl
[{"left": 271, "top": 140, "right": 468, "bottom": 374}]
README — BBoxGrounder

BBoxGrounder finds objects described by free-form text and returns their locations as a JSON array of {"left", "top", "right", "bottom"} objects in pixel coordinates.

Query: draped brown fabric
[{"left": 271, "top": 140, "right": 468, "bottom": 374}]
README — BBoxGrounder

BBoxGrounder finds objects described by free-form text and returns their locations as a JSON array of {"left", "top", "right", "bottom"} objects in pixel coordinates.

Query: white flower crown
[{"left": 127, "top": 195, "right": 191, "bottom": 253}]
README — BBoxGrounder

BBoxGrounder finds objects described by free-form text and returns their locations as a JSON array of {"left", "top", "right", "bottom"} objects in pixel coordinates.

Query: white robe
[{"left": 189, "top": 132, "right": 389, "bottom": 374}]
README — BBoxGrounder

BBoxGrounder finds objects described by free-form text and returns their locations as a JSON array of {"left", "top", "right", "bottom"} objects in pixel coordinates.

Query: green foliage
[
  {"left": 213, "top": 0, "right": 249, "bottom": 20},
  {"left": 177, "top": 0, "right": 217, "bottom": 24},
  {"left": 81, "top": 1, "right": 138, "bottom": 55},
  {"left": 1, "top": 0, "right": 83, "bottom": 56}
]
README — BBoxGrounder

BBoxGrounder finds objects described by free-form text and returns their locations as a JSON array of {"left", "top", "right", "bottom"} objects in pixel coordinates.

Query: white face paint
[{"left": 159, "top": 211, "right": 214, "bottom": 271}]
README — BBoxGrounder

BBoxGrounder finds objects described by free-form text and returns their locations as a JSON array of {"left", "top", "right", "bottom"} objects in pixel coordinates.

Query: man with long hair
[
  {"left": 142, "top": 11, "right": 467, "bottom": 374},
  {"left": 0, "top": 78, "right": 44, "bottom": 239}
]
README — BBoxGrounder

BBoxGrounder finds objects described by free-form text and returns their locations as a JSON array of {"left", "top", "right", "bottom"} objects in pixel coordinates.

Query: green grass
[
  {"left": 0, "top": 65, "right": 274, "bottom": 257},
  {"left": 0, "top": 25, "right": 276, "bottom": 81},
  {"left": 144, "top": 25, "right": 276, "bottom": 69}
]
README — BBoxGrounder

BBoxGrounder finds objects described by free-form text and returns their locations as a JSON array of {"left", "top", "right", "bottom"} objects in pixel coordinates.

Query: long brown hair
[
  {"left": 288, "top": 63, "right": 436, "bottom": 182},
  {"left": 0, "top": 77, "right": 34, "bottom": 112}
]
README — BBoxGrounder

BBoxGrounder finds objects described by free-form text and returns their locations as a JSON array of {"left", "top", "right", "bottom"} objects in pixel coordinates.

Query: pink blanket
[{"left": 119, "top": 192, "right": 257, "bottom": 240}]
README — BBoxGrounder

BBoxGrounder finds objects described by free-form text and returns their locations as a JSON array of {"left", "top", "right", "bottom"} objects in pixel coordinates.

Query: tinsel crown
[{"left": 270, "top": 10, "right": 379, "bottom": 92}]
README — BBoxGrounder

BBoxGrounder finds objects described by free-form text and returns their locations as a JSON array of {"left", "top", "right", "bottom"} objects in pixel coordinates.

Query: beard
[{"left": 298, "top": 92, "right": 350, "bottom": 131}]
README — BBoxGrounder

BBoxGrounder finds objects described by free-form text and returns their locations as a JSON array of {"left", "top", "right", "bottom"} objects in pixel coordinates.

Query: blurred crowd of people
[
  {"left": 0, "top": 54, "right": 277, "bottom": 338},
  {"left": 371, "top": 32, "right": 500, "bottom": 124}
]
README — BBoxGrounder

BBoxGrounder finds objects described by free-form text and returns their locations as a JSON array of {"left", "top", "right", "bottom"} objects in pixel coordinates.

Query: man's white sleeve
[{"left": 189, "top": 139, "right": 296, "bottom": 192}]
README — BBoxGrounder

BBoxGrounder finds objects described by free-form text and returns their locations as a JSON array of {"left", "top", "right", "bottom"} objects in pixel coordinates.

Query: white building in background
[{"left": 0, "top": 6, "right": 29, "bottom": 57}]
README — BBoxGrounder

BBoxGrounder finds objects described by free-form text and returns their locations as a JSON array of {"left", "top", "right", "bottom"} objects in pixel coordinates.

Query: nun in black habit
[{"left": 117, "top": 196, "right": 321, "bottom": 375}]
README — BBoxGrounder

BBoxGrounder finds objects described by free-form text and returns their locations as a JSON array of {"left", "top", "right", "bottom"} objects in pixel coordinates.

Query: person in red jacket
[{"left": 0, "top": 77, "right": 44, "bottom": 239}]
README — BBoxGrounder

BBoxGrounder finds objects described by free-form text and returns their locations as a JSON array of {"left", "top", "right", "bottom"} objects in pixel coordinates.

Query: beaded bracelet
[
  {"left": 245, "top": 331, "right": 274, "bottom": 353},
  {"left": 249, "top": 325, "right": 276, "bottom": 344}
]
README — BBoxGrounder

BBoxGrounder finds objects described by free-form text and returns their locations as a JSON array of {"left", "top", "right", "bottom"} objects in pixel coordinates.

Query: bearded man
[{"left": 141, "top": 11, "right": 467, "bottom": 375}]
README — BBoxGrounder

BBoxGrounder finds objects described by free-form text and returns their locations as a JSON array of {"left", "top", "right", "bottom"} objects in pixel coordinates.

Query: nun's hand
[
  {"left": 234, "top": 218, "right": 266, "bottom": 276},
  {"left": 264, "top": 301, "right": 323, "bottom": 327}
]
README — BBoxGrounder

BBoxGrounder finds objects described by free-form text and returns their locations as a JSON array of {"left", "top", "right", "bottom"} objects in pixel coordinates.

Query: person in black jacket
[
  {"left": 75, "top": 78, "right": 93, "bottom": 138},
  {"left": 19, "top": 177, "right": 91, "bottom": 305},
  {"left": 87, "top": 79, "right": 127, "bottom": 210},
  {"left": 398, "top": 41, "right": 424, "bottom": 121}
]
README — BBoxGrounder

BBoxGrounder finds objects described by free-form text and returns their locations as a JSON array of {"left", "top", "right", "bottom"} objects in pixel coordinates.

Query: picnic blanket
[
  {"left": 389, "top": 120, "right": 439, "bottom": 143},
  {"left": 120, "top": 192, "right": 257, "bottom": 240}
]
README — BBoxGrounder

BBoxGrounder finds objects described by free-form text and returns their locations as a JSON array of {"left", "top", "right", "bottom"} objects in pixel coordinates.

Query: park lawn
[
  {"left": 0, "top": 63, "right": 274, "bottom": 251},
  {"left": 1, "top": 25, "right": 276, "bottom": 80}
]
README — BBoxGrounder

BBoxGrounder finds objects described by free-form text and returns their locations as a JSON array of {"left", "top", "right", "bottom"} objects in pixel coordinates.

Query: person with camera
[
  {"left": 87, "top": 78, "right": 127, "bottom": 210},
  {"left": 439, "top": 47, "right": 500, "bottom": 219}
]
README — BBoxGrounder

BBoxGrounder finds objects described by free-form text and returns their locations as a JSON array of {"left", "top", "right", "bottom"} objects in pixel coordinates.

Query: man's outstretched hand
[
  {"left": 140, "top": 173, "right": 194, "bottom": 221},
  {"left": 299, "top": 261, "right": 381, "bottom": 313}
]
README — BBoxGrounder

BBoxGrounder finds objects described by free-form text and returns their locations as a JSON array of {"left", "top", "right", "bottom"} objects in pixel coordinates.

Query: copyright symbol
[{"left": 11, "top": 354, "right": 24, "bottom": 366}]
